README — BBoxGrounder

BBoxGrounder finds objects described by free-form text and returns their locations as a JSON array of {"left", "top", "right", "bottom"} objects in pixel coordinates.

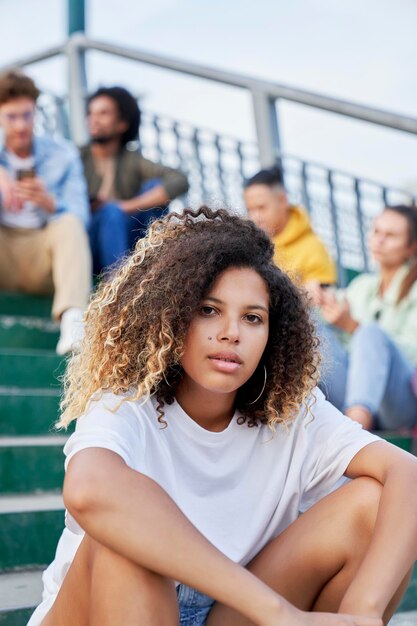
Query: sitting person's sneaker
[{"left": 56, "top": 307, "right": 85, "bottom": 356}]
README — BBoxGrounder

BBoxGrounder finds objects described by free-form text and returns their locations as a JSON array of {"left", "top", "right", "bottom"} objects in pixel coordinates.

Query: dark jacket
[{"left": 80, "top": 145, "right": 189, "bottom": 201}]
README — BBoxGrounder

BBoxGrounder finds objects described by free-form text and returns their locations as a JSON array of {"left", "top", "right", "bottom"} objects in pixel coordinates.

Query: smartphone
[{"left": 16, "top": 167, "right": 36, "bottom": 181}]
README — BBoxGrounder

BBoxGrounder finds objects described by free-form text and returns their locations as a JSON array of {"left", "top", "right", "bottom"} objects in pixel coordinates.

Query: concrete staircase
[{"left": 0, "top": 291, "right": 416, "bottom": 625}]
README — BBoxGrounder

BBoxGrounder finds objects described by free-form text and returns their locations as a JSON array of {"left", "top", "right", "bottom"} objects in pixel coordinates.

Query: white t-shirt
[
  {"left": 28, "top": 389, "right": 379, "bottom": 626},
  {"left": 0, "top": 152, "right": 45, "bottom": 229}
]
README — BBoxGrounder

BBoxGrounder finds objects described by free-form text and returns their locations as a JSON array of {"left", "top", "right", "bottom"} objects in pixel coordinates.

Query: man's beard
[{"left": 90, "top": 133, "right": 118, "bottom": 145}]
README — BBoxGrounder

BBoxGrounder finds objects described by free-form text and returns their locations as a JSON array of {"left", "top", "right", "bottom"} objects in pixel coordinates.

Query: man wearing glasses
[{"left": 0, "top": 71, "right": 91, "bottom": 355}]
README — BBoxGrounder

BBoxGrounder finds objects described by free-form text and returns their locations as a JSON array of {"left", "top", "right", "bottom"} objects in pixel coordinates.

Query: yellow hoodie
[{"left": 273, "top": 205, "right": 337, "bottom": 284}]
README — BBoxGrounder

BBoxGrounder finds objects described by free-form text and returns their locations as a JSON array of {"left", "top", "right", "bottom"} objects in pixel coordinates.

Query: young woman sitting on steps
[{"left": 29, "top": 207, "right": 417, "bottom": 626}]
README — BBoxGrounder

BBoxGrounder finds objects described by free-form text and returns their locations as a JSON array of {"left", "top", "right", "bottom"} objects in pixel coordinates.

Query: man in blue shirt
[{"left": 0, "top": 71, "right": 91, "bottom": 355}]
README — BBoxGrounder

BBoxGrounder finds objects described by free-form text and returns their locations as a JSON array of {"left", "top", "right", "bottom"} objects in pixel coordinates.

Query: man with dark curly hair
[
  {"left": 80, "top": 86, "right": 189, "bottom": 274},
  {"left": 0, "top": 70, "right": 91, "bottom": 355}
]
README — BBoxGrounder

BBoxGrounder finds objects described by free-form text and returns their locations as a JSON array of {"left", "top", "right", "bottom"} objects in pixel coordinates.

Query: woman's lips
[{"left": 208, "top": 356, "right": 242, "bottom": 373}]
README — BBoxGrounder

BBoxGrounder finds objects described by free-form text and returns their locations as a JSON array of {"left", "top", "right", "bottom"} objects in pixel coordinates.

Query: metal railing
[
  {"left": 3, "top": 34, "right": 417, "bottom": 281},
  {"left": 139, "top": 110, "right": 416, "bottom": 276}
]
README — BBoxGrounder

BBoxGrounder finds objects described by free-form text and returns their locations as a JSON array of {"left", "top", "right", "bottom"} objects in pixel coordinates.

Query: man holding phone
[{"left": 0, "top": 70, "right": 91, "bottom": 355}]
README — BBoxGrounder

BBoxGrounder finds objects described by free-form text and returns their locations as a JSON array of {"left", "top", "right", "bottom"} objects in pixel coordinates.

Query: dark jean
[
  {"left": 177, "top": 584, "right": 215, "bottom": 626},
  {"left": 88, "top": 180, "right": 168, "bottom": 274}
]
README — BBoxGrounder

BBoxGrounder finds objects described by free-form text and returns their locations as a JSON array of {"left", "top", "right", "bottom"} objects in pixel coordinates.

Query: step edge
[
  {"left": 0, "top": 569, "right": 43, "bottom": 612},
  {"left": 0, "top": 602, "right": 38, "bottom": 613},
  {"left": 0, "top": 386, "right": 61, "bottom": 397},
  {"left": 0, "top": 493, "right": 64, "bottom": 514},
  {"left": 0, "top": 315, "right": 59, "bottom": 331},
  {"left": 0, "top": 435, "right": 68, "bottom": 447}
]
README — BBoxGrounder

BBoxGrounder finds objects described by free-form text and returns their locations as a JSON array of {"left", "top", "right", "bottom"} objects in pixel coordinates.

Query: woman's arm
[
  {"left": 64, "top": 447, "right": 383, "bottom": 626},
  {"left": 340, "top": 440, "right": 417, "bottom": 617},
  {"left": 65, "top": 448, "right": 285, "bottom": 624}
]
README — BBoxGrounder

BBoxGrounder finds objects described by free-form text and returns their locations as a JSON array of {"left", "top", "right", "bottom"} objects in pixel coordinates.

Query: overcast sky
[{"left": 0, "top": 0, "right": 416, "bottom": 189}]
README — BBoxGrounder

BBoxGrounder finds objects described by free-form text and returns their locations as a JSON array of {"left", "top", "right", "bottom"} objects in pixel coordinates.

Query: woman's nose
[{"left": 218, "top": 319, "right": 240, "bottom": 343}]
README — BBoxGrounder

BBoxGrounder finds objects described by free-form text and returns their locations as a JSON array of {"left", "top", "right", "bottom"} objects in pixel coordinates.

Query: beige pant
[{"left": 0, "top": 214, "right": 92, "bottom": 319}]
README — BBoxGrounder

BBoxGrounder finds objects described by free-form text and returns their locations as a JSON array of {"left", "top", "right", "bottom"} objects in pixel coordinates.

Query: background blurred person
[
  {"left": 244, "top": 165, "right": 336, "bottom": 291},
  {"left": 0, "top": 70, "right": 91, "bottom": 355},
  {"left": 314, "top": 205, "right": 417, "bottom": 431},
  {"left": 81, "top": 86, "right": 189, "bottom": 274}
]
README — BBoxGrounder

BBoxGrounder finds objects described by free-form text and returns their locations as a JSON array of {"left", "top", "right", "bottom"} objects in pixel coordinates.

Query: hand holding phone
[
  {"left": 16, "top": 167, "right": 36, "bottom": 181},
  {"left": 15, "top": 173, "right": 55, "bottom": 213}
]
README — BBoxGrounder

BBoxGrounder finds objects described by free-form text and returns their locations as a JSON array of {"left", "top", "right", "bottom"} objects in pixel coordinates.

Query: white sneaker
[{"left": 56, "top": 307, "right": 85, "bottom": 356}]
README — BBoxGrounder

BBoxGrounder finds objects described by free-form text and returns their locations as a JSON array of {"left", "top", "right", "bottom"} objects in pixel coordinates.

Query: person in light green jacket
[{"left": 312, "top": 205, "right": 417, "bottom": 431}]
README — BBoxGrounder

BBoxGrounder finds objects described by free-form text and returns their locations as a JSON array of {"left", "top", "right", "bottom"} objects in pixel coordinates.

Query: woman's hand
[
  {"left": 319, "top": 290, "right": 359, "bottom": 334},
  {"left": 261, "top": 602, "right": 382, "bottom": 626}
]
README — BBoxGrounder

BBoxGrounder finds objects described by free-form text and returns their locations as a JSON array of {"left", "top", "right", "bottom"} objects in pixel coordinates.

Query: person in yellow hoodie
[{"left": 244, "top": 166, "right": 337, "bottom": 288}]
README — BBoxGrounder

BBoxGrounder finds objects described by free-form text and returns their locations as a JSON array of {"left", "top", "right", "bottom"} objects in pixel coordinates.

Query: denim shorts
[{"left": 177, "top": 583, "right": 215, "bottom": 626}]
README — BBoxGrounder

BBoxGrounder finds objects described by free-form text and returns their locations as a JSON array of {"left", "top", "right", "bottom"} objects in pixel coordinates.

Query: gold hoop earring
[{"left": 247, "top": 365, "right": 267, "bottom": 405}]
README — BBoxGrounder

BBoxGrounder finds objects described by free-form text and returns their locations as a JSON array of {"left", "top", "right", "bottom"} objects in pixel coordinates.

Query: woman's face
[
  {"left": 369, "top": 210, "right": 416, "bottom": 269},
  {"left": 180, "top": 267, "right": 270, "bottom": 398}
]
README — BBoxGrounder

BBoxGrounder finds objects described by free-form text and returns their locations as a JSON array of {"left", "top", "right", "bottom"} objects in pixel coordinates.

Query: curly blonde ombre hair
[{"left": 58, "top": 207, "right": 320, "bottom": 429}]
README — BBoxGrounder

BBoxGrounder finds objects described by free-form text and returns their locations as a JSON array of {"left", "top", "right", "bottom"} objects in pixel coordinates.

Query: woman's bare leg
[
  {"left": 41, "top": 534, "right": 178, "bottom": 626},
  {"left": 207, "top": 477, "right": 408, "bottom": 626}
]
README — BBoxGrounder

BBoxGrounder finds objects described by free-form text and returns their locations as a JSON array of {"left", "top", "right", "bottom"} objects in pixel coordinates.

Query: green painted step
[
  {"left": 0, "top": 608, "right": 33, "bottom": 625},
  {"left": 0, "top": 437, "right": 67, "bottom": 493},
  {"left": 0, "top": 349, "right": 65, "bottom": 389},
  {"left": 0, "top": 388, "right": 61, "bottom": 436},
  {"left": 0, "top": 293, "right": 52, "bottom": 318},
  {"left": 378, "top": 431, "right": 415, "bottom": 454},
  {"left": 0, "top": 316, "right": 58, "bottom": 350},
  {"left": 0, "top": 494, "right": 64, "bottom": 571}
]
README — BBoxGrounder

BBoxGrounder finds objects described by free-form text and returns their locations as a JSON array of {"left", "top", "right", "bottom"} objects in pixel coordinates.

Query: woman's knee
[{"left": 42, "top": 535, "right": 177, "bottom": 625}]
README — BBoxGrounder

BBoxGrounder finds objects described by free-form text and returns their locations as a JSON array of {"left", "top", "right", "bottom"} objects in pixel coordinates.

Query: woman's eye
[
  {"left": 200, "top": 305, "right": 217, "bottom": 316},
  {"left": 244, "top": 314, "right": 262, "bottom": 324}
]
